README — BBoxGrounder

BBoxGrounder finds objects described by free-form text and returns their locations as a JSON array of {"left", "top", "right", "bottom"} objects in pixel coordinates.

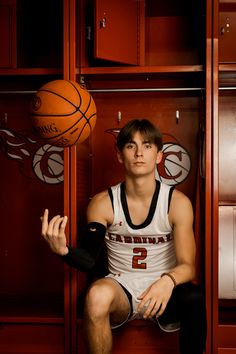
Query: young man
[{"left": 41, "top": 119, "right": 207, "bottom": 354}]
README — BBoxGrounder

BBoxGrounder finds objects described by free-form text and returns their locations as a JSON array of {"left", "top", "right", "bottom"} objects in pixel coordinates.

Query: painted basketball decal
[
  {"left": 156, "top": 143, "right": 191, "bottom": 185},
  {"left": 0, "top": 126, "right": 191, "bottom": 186},
  {"left": 33, "top": 144, "right": 64, "bottom": 184},
  {"left": 0, "top": 128, "right": 64, "bottom": 184}
]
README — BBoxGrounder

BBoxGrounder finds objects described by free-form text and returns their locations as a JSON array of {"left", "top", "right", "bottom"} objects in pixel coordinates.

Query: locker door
[
  {"left": 219, "top": 206, "right": 236, "bottom": 299},
  {"left": 219, "top": 95, "right": 236, "bottom": 201},
  {"left": 94, "top": 0, "right": 144, "bottom": 65},
  {"left": 219, "top": 10, "right": 236, "bottom": 63},
  {"left": 0, "top": 0, "right": 16, "bottom": 68}
]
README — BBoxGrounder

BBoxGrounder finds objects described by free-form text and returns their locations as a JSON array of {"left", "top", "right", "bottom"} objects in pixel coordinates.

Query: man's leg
[
  {"left": 83, "top": 278, "right": 131, "bottom": 354},
  {"left": 158, "top": 282, "right": 207, "bottom": 354},
  {"left": 177, "top": 283, "right": 207, "bottom": 354}
]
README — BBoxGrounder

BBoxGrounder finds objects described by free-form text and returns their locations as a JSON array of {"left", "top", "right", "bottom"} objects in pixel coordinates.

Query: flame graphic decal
[{"left": 0, "top": 128, "right": 64, "bottom": 184}]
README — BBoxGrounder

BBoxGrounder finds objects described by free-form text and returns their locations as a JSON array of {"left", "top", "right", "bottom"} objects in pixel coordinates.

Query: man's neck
[{"left": 124, "top": 175, "right": 157, "bottom": 200}]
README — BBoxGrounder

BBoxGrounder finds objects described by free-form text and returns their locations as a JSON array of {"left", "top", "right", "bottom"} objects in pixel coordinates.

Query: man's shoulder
[
  {"left": 170, "top": 188, "right": 193, "bottom": 214},
  {"left": 171, "top": 188, "right": 190, "bottom": 202},
  {"left": 87, "top": 189, "right": 114, "bottom": 225},
  {"left": 168, "top": 188, "right": 193, "bottom": 227},
  {"left": 91, "top": 189, "right": 110, "bottom": 204}
]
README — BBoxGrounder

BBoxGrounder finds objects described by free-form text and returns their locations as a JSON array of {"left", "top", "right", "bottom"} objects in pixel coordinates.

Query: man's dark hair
[{"left": 116, "top": 119, "right": 163, "bottom": 152}]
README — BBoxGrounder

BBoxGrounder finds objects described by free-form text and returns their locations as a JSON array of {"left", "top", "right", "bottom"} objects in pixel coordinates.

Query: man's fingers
[
  {"left": 155, "top": 303, "right": 162, "bottom": 315},
  {"left": 47, "top": 215, "right": 62, "bottom": 237},
  {"left": 52, "top": 215, "right": 67, "bottom": 236},
  {"left": 137, "top": 297, "right": 151, "bottom": 316},
  {"left": 46, "top": 215, "right": 67, "bottom": 237},
  {"left": 60, "top": 216, "right": 68, "bottom": 230},
  {"left": 142, "top": 299, "right": 156, "bottom": 319},
  {"left": 41, "top": 210, "right": 68, "bottom": 252},
  {"left": 138, "top": 294, "right": 166, "bottom": 319},
  {"left": 143, "top": 300, "right": 164, "bottom": 319},
  {"left": 150, "top": 302, "right": 163, "bottom": 318},
  {"left": 41, "top": 209, "right": 49, "bottom": 237}
]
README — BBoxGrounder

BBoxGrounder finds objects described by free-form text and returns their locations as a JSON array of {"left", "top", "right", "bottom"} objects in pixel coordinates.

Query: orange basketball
[{"left": 30, "top": 80, "right": 97, "bottom": 147}]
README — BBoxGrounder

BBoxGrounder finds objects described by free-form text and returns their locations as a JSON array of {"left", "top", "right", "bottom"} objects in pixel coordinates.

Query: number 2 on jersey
[{"left": 132, "top": 247, "right": 147, "bottom": 269}]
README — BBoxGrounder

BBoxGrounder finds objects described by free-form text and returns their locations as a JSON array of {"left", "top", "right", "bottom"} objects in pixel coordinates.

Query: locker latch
[
  {"left": 221, "top": 17, "right": 230, "bottom": 35},
  {"left": 100, "top": 17, "right": 106, "bottom": 29}
]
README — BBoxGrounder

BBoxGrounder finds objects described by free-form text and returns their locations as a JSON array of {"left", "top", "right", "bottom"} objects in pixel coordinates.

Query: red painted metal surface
[
  {"left": 0, "top": 0, "right": 16, "bottom": 68},
  {"left": 94, "top": 0, "right": 145, "bottom": 65}
]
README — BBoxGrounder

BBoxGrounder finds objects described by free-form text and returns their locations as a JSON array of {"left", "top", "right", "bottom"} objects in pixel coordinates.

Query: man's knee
[
  {"left": 177, "top": 283, "right": 204, "bottom": 304},
  {"left": 184, "top": 283, "right": 205, "bottom": 309},
  {"left": 177, "top": 283, "right": 206, "bottom": 323},
  {"left": 84, "top": 280, "right": 115, "bottom": 319}
]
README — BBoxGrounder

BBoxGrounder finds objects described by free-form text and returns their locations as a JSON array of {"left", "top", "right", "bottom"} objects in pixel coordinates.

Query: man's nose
[{"left": 135, "top": 146, "right": 143, "bottom": 156}]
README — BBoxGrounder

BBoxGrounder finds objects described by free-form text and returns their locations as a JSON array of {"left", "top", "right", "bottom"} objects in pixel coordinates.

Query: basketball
[{"left": 30, "top": 80, "right": 97, "bottom": 147}]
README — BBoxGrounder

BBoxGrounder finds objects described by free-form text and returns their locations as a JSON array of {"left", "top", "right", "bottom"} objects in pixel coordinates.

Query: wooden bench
[{"left": 77, "top": 319, "right": 179, "bottom": 354}]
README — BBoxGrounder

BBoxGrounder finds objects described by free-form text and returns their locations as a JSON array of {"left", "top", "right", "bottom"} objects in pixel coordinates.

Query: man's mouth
[{"left": 134, "top": 161, "right": 145, "bottom": 165}]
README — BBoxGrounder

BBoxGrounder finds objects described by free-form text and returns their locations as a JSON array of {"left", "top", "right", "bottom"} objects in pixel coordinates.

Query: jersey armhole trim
[
  {"left": 108, "top": 187, "right": 114, "bottom": 211},
  {"left": 168, "top": 186, "right": 175, "bottom": 213}
]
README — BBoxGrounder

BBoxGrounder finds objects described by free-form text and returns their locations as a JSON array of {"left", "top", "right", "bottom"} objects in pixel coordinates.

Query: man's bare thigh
[{"left": 89, "top": 277, "right": 131, "bottom": 326}]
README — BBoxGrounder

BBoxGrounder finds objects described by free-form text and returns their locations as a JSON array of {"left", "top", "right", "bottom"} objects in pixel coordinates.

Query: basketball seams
[
  {"left": 40, "top": 87, "right": 82, "bottom": 107},
  {"left": 57, "top": 114, "right": 96, "bottom": 146},
  {"left": 67, "top": 80, "right": 84, "bottom": 106},
  {"left": 73, "top": 114, "right": 96, "bottom": 145},
  {"left": 36, "top": 88, "right": 80, "bottom": 115},
  {"left": 76, "top": 95, "right": 96, "bottom": 134},
  {"left": 50, "top": 94, "right": 95, "bottom": 141},
  {"left": 31, "top": 80, "right": 96, "bottom": 147},
  {"left": 77, "top": 94, "right": 92, "bottom": 123},
  {"left": 39, "top": 114, "right": 96, "bottom": 143},
  {"left": 33, "top": 88, "right": 91, "bottom": 117},
  {"left": 33, "top": 112, "right": 77, "bottom": 118}
]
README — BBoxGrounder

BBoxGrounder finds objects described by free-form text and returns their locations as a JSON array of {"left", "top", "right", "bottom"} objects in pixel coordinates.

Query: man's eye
[
  {"left": 145, "top": 144, "right": 152, "bottom": 149},
  {"left": 126, "top": 144, "right": 134, "bottom": 149}
]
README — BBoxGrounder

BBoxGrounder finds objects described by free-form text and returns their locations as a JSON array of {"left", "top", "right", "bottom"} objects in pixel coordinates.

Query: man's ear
[
  {"left": 117, "top": 149, "right": 124, "bottom": 164},
  {"left": 156, "top": 151, "right": 163, "bottom": 164}
]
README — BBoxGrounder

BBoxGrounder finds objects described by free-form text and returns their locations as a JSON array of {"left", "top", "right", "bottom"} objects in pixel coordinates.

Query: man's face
[{"left": 117, "top": 131, "right": 162, "bottom": 177}]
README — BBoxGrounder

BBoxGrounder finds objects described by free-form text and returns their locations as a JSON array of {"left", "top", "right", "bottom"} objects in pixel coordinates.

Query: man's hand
[
  {"left": 137, "top": 276, "right": 174, "bottom": 319},
  {"left": 41, "top": 209, "right": 68, "bottom": 256}
]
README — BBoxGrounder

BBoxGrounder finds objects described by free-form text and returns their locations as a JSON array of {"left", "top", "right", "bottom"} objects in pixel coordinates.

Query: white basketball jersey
[{"left": 105, "top": 181, "right": 176, "bottom": 284}]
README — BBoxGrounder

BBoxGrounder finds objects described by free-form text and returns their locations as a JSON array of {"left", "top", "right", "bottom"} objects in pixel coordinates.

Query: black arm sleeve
[{"left": 61, "top": 222, "right": 106, "bottom": 271}]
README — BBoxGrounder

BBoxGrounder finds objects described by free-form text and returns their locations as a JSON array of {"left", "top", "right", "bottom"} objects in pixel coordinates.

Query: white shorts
[{"left": 106, "top": 273, "right": 180, "bottom": 332}]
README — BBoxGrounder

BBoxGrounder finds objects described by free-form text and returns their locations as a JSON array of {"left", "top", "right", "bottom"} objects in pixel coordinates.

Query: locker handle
[{"left": 99, "top": 18, "right": 106, "bottom": 29}]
